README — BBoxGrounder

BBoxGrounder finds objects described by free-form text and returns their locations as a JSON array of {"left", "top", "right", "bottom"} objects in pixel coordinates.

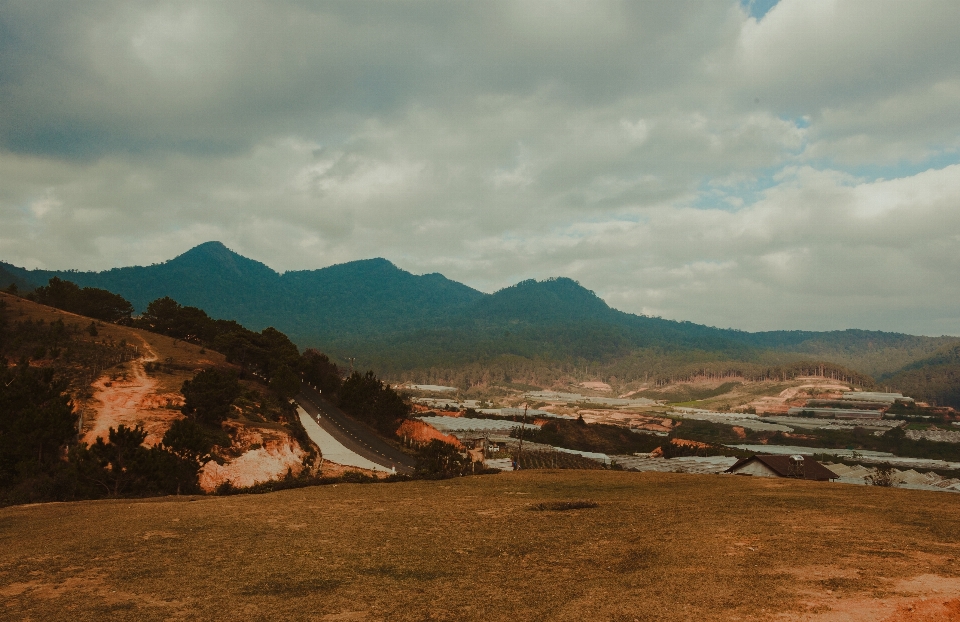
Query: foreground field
[{"left": 2, "top": 472, "right": 960, "bottom": 621}]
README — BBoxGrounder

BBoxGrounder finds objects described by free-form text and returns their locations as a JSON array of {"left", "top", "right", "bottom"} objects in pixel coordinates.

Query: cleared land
[{"left": 2, "top": 472, "right": 960, "bottom": 621}]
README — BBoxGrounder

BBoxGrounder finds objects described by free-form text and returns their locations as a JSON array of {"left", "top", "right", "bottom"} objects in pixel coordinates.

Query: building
[
  {"left": 725, "top": 455, "right": 838, "bottom": 481},
  {"left": 786, "top": 407, "right": 883, "bottom": 419},
  {"left": 841, "top": 392, "right": 914, "bottom": 405}
]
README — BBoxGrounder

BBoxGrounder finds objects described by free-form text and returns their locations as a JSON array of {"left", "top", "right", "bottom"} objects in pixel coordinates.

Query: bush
[
  {"left": 415, "top": 440, "right": 471, "bottom": 476},
  {"left": 74, "top": 424, "right": 202, "bottom": 497},
  {"left": 868, "top": 463, "right": 895, "bottom": 487},
  {"left": 181, "top": 369, "right": 241, "bottom": 426},
  {"left": 529, "top": 500, "right": 599, "bottom": 511},
  {"left": 339, "top": 370, "right": 410, "bottom": 436}
]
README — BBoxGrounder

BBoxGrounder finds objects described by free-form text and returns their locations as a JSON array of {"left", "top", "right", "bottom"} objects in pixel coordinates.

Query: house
[{"left": 725, "top": 454, "right": 838, "bottom": 481}]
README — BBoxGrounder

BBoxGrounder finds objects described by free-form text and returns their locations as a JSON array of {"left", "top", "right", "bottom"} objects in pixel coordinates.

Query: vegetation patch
[
  {"left": 516, "top": 419, "right": 664, "bottom": 455},
  {"left": 529, "top": 499, "right": 599, "bottom": 511},
  {"left": 639, "top": 381, "right": 742, "bottom": 403}
]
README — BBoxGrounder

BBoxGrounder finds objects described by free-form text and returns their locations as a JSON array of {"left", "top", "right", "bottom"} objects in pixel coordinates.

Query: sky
[{"left": 1, "top": 1, "right": 959, "bottom": 336}]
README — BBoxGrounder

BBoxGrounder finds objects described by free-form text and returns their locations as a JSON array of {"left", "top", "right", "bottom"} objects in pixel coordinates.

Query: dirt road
[{"left": 81, "top": 336, "right": 182, "bottom": 447}]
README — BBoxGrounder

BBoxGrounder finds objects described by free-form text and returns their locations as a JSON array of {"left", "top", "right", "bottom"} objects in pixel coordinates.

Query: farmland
[{"left": 2, "top": 471, "right": 960, "bottom": 621}]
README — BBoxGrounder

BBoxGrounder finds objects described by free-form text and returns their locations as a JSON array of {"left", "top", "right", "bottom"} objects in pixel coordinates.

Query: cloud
[{"left": 0, "top": 1, "right": 959, "bottom": 335}]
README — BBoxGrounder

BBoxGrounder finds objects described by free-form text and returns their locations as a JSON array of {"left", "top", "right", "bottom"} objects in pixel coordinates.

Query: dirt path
[{"left": 81, "top": 336, "right": 183, "bottom": 447}]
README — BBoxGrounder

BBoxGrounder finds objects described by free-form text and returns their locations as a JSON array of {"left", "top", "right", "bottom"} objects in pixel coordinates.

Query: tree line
[{"left": 1, "top": 279, "right": 417, "bottom": 505}]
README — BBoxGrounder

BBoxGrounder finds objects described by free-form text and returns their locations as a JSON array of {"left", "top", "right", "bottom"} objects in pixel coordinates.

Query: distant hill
[
  {"left": 880, "top": 343, "right": 960, "bottom": 408},
  {"left": 4, "top": 241, "right": 958, "bottom": 388},
  {"left": 0, "top": 264, "right": 37, "bottom": 294}
]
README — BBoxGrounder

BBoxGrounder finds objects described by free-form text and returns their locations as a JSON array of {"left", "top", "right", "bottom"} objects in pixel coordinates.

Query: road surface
[{"left": 295, "top": 384, "right": 416, "bottom": 474}]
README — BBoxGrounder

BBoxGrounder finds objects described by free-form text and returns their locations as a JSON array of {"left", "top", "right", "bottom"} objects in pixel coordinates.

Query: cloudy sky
[{"left": 1, "top": 1, "right": 959, "bottom": 335}]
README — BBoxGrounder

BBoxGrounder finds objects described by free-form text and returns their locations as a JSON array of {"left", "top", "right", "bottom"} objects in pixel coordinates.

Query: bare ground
[
  {"left": 1, "top": 293, "right": 309, "bottom": 490},
  {"left": 2, "top": 471, "right": 959, "bottom": 621},
  {"left": 81, "top": 337, "right": 174, "bottom": 446}
]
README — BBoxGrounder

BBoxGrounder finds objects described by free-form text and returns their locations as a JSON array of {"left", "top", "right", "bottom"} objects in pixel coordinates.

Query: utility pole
[{"left": 517, "top": 403, "right": 528, "bottom": 469}]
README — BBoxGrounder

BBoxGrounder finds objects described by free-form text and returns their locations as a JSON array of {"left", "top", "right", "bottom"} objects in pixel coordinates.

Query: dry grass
[
  {"left": 0, "top": 291, "right": 228, "bottom": 396},
  {"left": 2, "top": 471, "right": 960, "bottom": 621}
]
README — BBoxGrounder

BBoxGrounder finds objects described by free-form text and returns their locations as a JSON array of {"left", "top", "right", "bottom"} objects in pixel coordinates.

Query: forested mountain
[
  {"left": 0, "top": 242, "right": 484, "bottom": 341},
  {"left": 3, "top": 242, "right": 958, "bottom": 389},
  {"left": 880, "top": 343, "right": 960, "bottom": 408}
]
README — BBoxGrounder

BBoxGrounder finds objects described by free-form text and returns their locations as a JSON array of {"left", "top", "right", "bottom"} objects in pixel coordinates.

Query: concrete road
[{"left": 295, "top": 383, "right": 416, "bottom": 474}]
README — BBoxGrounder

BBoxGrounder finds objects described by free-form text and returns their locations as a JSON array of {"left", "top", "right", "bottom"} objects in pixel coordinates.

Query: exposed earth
[{"left": 3, "top": 293, "right": 310, "bottom": 492}]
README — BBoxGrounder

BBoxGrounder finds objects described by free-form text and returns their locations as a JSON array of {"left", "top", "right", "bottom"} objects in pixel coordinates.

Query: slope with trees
[
  {"left": 0, "top": 283, "right": 418, "bottom": 505},
  {"left": 3, "top": 242, "right": 958, "bottom": 391}
]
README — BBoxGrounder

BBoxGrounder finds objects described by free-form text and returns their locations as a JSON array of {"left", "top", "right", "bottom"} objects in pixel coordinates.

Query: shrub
[
  {"left": 339, "top": 370, "right": 410, "bottom": 436},
  {"left": 529, "top": 500, "right": 599, "bottom": 511},
  {"left": 181, "top": 368, "right": 241, "bottom": 426}
]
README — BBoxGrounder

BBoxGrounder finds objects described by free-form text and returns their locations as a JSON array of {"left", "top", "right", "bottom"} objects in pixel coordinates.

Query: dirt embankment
[
  {"left": 81, "top": 337, "right": 182, "bottom": 447},
  {"left": 200, "top": 430, "right": 306, "bottom": 491},
  {"left": 397, "top": 419, "right": 462, "bottom": 448}
]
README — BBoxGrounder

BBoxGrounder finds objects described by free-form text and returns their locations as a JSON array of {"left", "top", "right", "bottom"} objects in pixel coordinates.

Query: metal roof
[{"left": 726, "top": 454, "right": 839, "bottom": 481}]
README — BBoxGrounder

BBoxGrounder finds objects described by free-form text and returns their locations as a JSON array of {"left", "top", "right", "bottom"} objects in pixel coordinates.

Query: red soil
[
  {"left": 396, "top": 420, "right": 462, "bottom": 448},
  {"left": 199, "top": 423, "right": 307, "bottom": 491},
  {"left": 670, "top": 438, "right": 711, "bottom": 449},
  {"left": 82, "top": 338, "right": 178, "bottom": 447}
]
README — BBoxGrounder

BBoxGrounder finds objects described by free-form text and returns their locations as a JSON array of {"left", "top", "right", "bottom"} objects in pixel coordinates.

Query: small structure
[
  {"left": 725, "top": 454, "right": 838, "bottom": 481},
  {"left": 841, "top": 392, "right": 914, "bottom": 405},
  {"left": 787, "top": 407, "right": 883, "bottom": 419}
]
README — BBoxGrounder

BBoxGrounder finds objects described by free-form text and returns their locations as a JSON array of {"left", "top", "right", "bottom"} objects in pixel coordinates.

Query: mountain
[
  {"left": 4, "top": 242, "right": 958, "bottom": 386},
  {"left": 1, "top": 241, "right": 485, "bottom": 341}
]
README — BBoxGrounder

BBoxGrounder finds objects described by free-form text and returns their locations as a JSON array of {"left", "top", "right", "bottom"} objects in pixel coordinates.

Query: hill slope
[
  {"left": 880, "top": 343, "right": 960, "bottom": 408},
  {"left": 1, "top": 242, "right": 485, "bottom": 340},
  {"left": 4, "top": 242, "right": 958, "bottom": 386},
  {"left": 4, "top": 471, "right": 960, "bottom": 621}
]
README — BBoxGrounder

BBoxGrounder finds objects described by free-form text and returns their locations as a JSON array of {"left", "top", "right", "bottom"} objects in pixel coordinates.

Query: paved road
[{"left": 295, "top": 384, "right": 416, "bottom": 474}]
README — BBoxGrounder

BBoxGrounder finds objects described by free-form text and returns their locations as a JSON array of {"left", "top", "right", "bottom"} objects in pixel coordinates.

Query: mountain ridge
[{"left": 3, "top": 242, "right": 958, "bottom": 390}]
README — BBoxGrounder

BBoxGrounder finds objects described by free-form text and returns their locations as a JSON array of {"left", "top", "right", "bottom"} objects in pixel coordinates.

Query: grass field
[{"left": 2, "top": 471, "right": 960, "bottom": 621}]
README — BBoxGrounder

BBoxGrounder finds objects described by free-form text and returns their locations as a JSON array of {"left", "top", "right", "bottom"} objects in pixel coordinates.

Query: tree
[
  {"left": 0, "top": 363, "right": 77, "bottom": 482},
  {"left": 269, "top": 364, "right": 301, "bottom": 400},
  {"left": 338, "top": 370, "right": 410, "bottom": 436},
  {"left": 31, "top": 277, "right": 133, "bottom": 322},
  {"left": 299, "top": 349, "right": 342, "bottom": 394},
  {"left": 162, "top": 418, "right": 215, "bottom": 464},
  {"left": 78, "top": 425, "right": 149, "bottom": 496},
  {"left": 181, "top": 369, "right": 241, "bottom": 426},
  {"left": 75, "top": 424, "right": 202, "bottom": 497},
  {"left": 868, "top": 463, "right": 895, "bottom": 487},
  {"left": 415, "top": 440, "right": 470, "bottom": 476}
]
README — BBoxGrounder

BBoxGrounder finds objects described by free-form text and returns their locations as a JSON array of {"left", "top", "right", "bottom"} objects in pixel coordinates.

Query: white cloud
[{"left": 0, "top": 1, "right": 959, "bottom": 335}]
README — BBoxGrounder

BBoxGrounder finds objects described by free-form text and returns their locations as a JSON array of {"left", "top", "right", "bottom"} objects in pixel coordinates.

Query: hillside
[
  {"left": 4, "top": 242, "right": 958, "bottom": 389},
  {"left": 3, "top": 471, "right": 960, "bottom": 621},
  {"left": 880, "top": 343, "right": 960, "bottom": 408},
  {"left": 0, "top": 292, "right": 313, "bottom": 503},
  {"left": 1, "top": 242, "right": 485, "bottom": 340}
]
